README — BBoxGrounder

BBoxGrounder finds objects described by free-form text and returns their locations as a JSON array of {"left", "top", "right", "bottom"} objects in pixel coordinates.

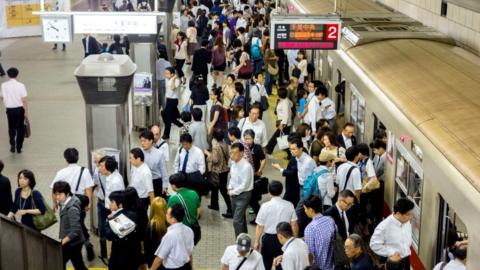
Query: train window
[
  {"left": 350, "top": 84, "right": 365, "bottom": 142},
  {"left": 436, "top": 196, "right": 468, "bottom": 264},
  {"left": 395, "top": 141, "right": 424, "bottom": 251}
]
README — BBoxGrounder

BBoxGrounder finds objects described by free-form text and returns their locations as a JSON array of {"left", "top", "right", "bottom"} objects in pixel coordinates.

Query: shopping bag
[{"left": 277, "top": 133, "right": 289, "bottom": 150}]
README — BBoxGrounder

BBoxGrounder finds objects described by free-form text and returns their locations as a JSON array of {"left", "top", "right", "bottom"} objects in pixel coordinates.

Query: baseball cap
[
  {"left": 319, "top": 151, "right": 336, "bottom": 162},
  {"left": 236, "top": 233, "right": 252, "bottom": 252}
]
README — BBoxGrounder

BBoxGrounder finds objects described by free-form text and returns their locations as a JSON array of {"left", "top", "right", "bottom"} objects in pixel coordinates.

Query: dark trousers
[
  {"left": 0, "top": 63, "right": 5, "bottom": 76},
  {"left": 248, "top": 176, "right": 261, "bottom": 215},
  {"left": 380, "top": 256, "right": 410, "bottom": 270},
  {"left": 152, "top": 178, "right": 165, "bottom": 198},
  {"left": 6, "top": 107, "right": 25, "bottom": 151},
  {"left": 266, "top": 126, "right": 291, "bottom": 154},
  {"left": 80, "top": 208, "right": 89, "bottom": 241},
  {"left": 210, "top": 171, "right": 232, "bottom": 212},
  {"left": 97, "top": 200, "right": 108, "bottom": 258},
  {"left": 261, "top": 234, "right": 283, "bottom": 270},
  {"left": 159, "top": 263, "right": 192, "bottom": 270},
  {"left": 62, "top": 243, "right": 88, "bottom": 270},
  {"left": 175, "top": 59, "right": 185, "bottom": 79},
  {"left": 162, "top": 98, "right": 183, "bottom": 139},
  {"left": 141, "top": 197, "right": 151, "bottom": 211},
  {"left": 231, "top": 191, "right": 252, "bottom": 237}
]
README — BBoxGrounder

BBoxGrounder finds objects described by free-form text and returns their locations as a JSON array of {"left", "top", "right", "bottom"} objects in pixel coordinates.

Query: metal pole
[
  {"left": 40, "top": 0, "right": 45, "bottom": 11},
  {"left": 155, "top": 0, "right": 158, "bottom": 11},
  {"left": 334, "top": 0, "right": 337, "bottom": 13}
]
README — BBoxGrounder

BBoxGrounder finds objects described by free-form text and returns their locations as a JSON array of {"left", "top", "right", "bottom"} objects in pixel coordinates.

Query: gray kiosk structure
[{"left": 74, "top": 53, "right": 137, "bottom": 184}]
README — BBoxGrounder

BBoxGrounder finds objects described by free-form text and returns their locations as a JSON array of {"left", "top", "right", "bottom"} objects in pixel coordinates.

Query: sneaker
[{"left": 248, "top": 207, "right": 255, "bottom": 214}]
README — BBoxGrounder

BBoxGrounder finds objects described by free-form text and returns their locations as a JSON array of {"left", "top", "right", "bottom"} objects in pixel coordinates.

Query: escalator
[{"left": 0, "top": 214, "right": 62, "bottom": 270}]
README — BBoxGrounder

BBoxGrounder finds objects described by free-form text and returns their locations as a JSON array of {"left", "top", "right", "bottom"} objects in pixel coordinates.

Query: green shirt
[{"left": 167, "top": 188, "right": 200, "bottom": 226}]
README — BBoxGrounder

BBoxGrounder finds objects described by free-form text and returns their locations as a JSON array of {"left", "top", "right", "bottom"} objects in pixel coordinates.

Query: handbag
[
  {"left": 267, "top": 63, "right": 279, "bottom": 76},
  {"left": 24, "top": 117, "right": 31, "bottom": 138},
  {"left": 254, "top": 177, "right": 269, "bottom": 195},
  {"left": 276, "top": 132, "right": 289, "bottom": 150},
  {"left": 260, "top": 95, "right": 269, "bottom": 111},
  {"left": 332, "top": 229, "right": 350, "bottom": 267},
  {"left": 31, "top": 191, "right": 57, "bottom": 231},
  {"left": 238, "top": 59, "right": 253, "bottom": 79},
  {"left": 75, "top": 167, "right": 90, "bottom": 210},
  {"left": 206, "top": 171, "right": 220, "bottom": 187}
]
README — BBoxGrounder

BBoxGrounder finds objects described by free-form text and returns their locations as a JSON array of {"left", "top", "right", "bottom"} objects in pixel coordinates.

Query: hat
[
  {"left": 319, "top": 151, "right": 336, "bottom": 162},
  {"left": 236, "top": 233, "right": 252, "bottom": 252}
]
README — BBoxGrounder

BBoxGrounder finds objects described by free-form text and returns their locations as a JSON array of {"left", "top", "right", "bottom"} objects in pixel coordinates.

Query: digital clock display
[{"left": 271, "top": 17, "right": 341, "bottom": 50}]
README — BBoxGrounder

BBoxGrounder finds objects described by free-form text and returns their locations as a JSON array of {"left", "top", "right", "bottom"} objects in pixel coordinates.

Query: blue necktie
[{"left": 182, "top": 150, "right": 189, "bottom": 173}]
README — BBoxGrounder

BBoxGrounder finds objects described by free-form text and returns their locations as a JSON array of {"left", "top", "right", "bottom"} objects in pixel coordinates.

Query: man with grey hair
[
  {"left": 344, "top": 234, "right": 374, "bottom": 270},
  {"left": 151, "top": 124, "right": 170, "bottom": 162}
]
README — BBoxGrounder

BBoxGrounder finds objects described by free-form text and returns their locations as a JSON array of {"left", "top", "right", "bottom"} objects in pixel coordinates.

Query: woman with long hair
[
  {"left": 320, "top": 131, "right": 347, "bottom": 166},
  {"left": 174, "top": 31, "right": 188, "bottom": 84},
  {"left": 211, "top": 36, "right": 227, "bottom": 87},
  {"left": 143, "top": 197, "right": 168, "bottom": 268}
]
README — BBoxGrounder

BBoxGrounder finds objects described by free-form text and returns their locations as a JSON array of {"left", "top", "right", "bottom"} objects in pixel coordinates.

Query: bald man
[{"left": 151, "top": 125, "right": 170, "bottom": 162}]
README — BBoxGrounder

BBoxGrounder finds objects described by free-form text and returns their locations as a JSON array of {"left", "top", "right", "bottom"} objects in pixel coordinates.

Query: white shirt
[
  {"left": 221, "top": 246, "right": 265, "bottom": 270},
  {"left": 319, "top": 97, "right": 336, "bottom": 120},
  {"left": 342, "top": 133, "right": 353, "bottom": 149},
  {"left": 93, "top": 166, "right": 107, "bottom": 200},
  {"left": 228, "top": 158, "right": 254, "bottom": 195},
  {"left": 173, "top": 145, "right": 206, "bottom": 174},
  {"left": 155, "top": 139, "right": 170, "bottom": 162},
  {"left": 360, "top": 158, "right": 376, "bottom": 180},
  {"left": 276, "top": 98, "right": 293, "bottom": 126},
  {"left": 1, "top": 79, "right": 27, "bottom": 108},
  {"left": 281, "top": 238, "right": 310, "bottom": 270},
  {"left": 143, "top": 147, "right": 169, "bottom": 187},
  {"left": 165, "top": 77, "right": 181, "bottom": 99},
  {"left": 51, "top": 164, "right": 94, "bottom": 195},
  {"left": 155, "top": 223, "right": 194, "bottom": 268},
  {"left": 250, "top": 83, "right": 267, "bottom": 105},
  {"left": 296, "top": 152, "right": 316, "bottom": 186},
  {"left": 433, "top": 260, "right": 466, "bottom": 270},
  {"left": 238, "top": 118, "right": 268, "bottom": 147},
  {"left": 235, "top": 17, "right": 247, "bottom": 29},
  {"left": 105, "top": 170, "right": 126, "bottom": 209},
  {"left": 305, "top": 92, "right": 319, "bottom": 132},
  {"left": 335, "top": 203, "right": 349, "bottom": 237},
  {"left": 130, "top": 163, "right": 153, "bottom": 199},
  {"left": 287, "top": 50, "right": 298, "bottom": 67},
  {"left": 316, "top": 166, "right": 335, "bottom": 207},
  {"left": 256, "top": 197, "right": 297, "bottom": 234},
  {"left": 336, "top": 162, "right": 362, "bottom": 192},
  {"left": 370, "top": 214, "right": 412, "bottom": 258}
]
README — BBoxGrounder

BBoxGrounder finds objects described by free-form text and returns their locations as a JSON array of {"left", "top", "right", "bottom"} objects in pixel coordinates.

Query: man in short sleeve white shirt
[
  {"left": 129, "top": 148, "right": 154, "bottom": 208},
  {"left": 316, "top": 85, "right": 336, "bottom": 130},
  {"left": 255, "top": 181, "right": 298, "bottom": 270},
  {"left": 1, "top": 67, "right": 28, "bottom": 153},
  {"left": 336, "top": 146, "right": 362, "bottom": 201},
  {"left": 238, "top": 106, "right": 268, "bottom": 147},
  {"left": 98, "top": 156, "right": 125, "bottom": 209}
]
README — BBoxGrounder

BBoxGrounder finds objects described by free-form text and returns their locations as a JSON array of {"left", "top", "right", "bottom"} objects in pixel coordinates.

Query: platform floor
[{"left": 0, "top": 35, "right": 285, "bottom": 269}]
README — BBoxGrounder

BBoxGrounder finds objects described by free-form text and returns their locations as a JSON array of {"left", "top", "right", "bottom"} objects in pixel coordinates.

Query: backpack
[
  {"left": 303, "top": 169, "right": 329, "bottom": 199},
  {"left": 250, "top": 39, "right": 262, "bottom": 60}
]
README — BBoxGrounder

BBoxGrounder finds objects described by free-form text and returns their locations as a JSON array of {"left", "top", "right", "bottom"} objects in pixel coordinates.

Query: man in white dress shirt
[
  {"left": 221, "top": 233, "right": 265, "bottom": 270},
  {"left": 1, "top": 68, "right": 28, "bottom": 153},
  {"left": 273, "top": 222, "right": 310, "bottom": 270},
  {"left": 288, "top": 138, "right": 316, "bottom": 199},
  {"left": 316, "top": 85, "right": 336, "bottom": 130},
  {"left": 228, "top": 143, "right": 254, "bottom": 237},
  {"left": 174, "top": 133, "right": 207, "bottom": 197},
  {"left": 50, "top": 147, "right": 95, "bottom": 261},
  {"left": 139, "top": 131, "right": 169, "bottom": 198},
  {"left": 150, "top": 204, "right": 194, "bottom": 270},
  {"left": 238, "top": 104, "right": 268, "bottom": 147},
  {"left": 129, "top": 147, "right": 154, "bottom": 209},
  {"left": 151, "top": 125, "right": 170, "bottom": 162},
  {"left": 92, "top": 149, "right": 109, "bottom": 261},
  {"left": 98, "top": 156, "right": 125, "bottom": 210},
  {"left": 254, "top": 181, "right": 298, "bottom": 270},
  {"left": 370, "top": 198, "right": 415, "bottom": 270}
]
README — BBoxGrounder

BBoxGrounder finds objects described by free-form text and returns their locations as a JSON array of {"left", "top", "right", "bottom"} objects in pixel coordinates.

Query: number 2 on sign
[{"left": 326, "top": 24, "right": 338, "bottom": 41}]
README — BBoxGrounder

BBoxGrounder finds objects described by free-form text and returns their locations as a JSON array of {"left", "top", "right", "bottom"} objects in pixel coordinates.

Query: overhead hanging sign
[
  {"left": 73, "top": 13, "right": 157, "bottom": 34},
  {"left": 270, "top": 14, "right": 341, "bottom": 50}
]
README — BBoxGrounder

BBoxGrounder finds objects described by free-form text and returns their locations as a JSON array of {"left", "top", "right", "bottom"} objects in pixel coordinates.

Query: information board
[
  {"left": 270, "top": 15, "right": 341, "bottom": 50},
  {"left": 6, "top": 1, "right": 50, "bottom": 28},
  {"left": 73, "top": 13, "right": 157, "bottom": 34}
]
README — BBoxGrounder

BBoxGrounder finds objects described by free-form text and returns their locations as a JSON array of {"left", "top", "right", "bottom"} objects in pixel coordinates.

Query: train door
[
  {"left": 394, "top": 142, "right": 424, "bottom": 251},
  {"left": 349, "top": 83, "right": 365, "bottom": 143},
  {"left": 435, "top": 196, "right": 468, "bottom": 264}
]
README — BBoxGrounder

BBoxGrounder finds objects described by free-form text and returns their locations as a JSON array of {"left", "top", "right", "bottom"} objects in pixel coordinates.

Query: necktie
[
  {"left": 341, "top": 211, "right": 348, "bottom": 234},
  {"left": 182, "top": 150, "right": 189, "bottom": 173}
]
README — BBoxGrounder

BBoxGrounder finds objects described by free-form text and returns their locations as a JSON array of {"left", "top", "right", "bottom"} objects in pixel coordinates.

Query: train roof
[{"left": 293, "top": 0, "right": 480, "bottom": 191}]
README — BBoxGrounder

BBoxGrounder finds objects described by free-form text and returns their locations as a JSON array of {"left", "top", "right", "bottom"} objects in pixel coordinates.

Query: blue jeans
[
  {"left": 264, "top": 72, "right": 274, "bottom": 95},
  {"left": 253, "top": 58, "right": 264, "bottom": 77},
  {"left": 97, "top": 200, "right": 108, "bottom": 258}
]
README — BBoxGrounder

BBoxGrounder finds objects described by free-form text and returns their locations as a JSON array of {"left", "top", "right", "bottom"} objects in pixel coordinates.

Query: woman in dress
[
  {"left": 208, "top": 87, "right": 227, "bottom": 136},
  {"left": 211, "top": 37, "right": 227, "bottom": 88}
]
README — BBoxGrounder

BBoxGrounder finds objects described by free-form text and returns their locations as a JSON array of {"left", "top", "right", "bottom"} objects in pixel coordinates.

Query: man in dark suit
[
  {"left": 191, "top": 40, "right": 211, "bottom": 85},
  {"left": 0, "top": 160, "right": 12, "bottom": 215},
  {"left": 324, "top": 189, "right": 356, "bottom": 241},
  {"left": 82, "top": 34, "right": 101, "bottom": 58},
  {"left": 337, "top": 122, "right": 357, "bottom": 149}
]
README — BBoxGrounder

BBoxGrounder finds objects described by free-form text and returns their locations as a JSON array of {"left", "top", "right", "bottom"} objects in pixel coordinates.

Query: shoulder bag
[
  {"left": 238, "top": 54, "right": 253, "bottom": 79},
  {"left": 31, "top": 191, "right": 57, "bottom": 231},
  {"left": 177, "top": 193, "right": 201, "bottom": 245},
  {"left": 75, "top": 167, "right": 90, "bottom": 210},
  {"left": 331, "top": 227, "right": 349, "bottom": 267}
]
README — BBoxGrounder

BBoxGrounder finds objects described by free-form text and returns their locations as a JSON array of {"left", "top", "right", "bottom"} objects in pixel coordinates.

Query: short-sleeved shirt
[
  {"left": 336, "top": 162, "right": 362, "bottom": 192},
  {"left": 51, "top": 164, "right": 94, "bottom": 195},
  {"left": 221, "top": 245, "right": 265, "bottom": 270},
  {"left": 1, "top": 79, "right": 27, "bottom": 108},
  {"left": 165, "top": 77, "right": 181, "bottom": 99},
  {"left": 168, "top": 188, "right": 200, "bottom": 226},
  {"left": 155, "top": 223, "right": 194, "bottom": 268},
  {"left": 250, "top": 144, "right": 266, "bottom": 173},
  {"left": 256, "top": 197, "right": 297, "bottom": 234},
  {"left": 210, "top": 103, "right": 227, "bottom": 130},
  {"left": 359, "top": 158, "right": 376, "bottom": 180},
  {"left": 130, "top": 163, "right": 153, "bottom": 199}
]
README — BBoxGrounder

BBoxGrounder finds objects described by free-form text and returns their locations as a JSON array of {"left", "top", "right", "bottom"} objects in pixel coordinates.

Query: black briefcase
[{"left": 254, "top": 177, "right": 269, "bottom": 195}]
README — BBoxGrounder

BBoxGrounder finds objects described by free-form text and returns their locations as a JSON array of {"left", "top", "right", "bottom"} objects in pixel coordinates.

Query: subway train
[{"left": 275, "top": 0, "right": 480, "bottom": 268}]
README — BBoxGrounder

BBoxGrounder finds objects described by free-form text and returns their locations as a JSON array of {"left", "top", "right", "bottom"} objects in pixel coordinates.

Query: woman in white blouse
[
  {"left": 265, "top": 87, "right": 293, "bottom": 155},
  {"left": 296, "top": 50, "right": 308, "bottom": 90},
  {"left": 186, "top": 20, "right": 197, "bottom": 65},
  {"left": 174, "top": 31, "right": 188, "bottom": 84}
]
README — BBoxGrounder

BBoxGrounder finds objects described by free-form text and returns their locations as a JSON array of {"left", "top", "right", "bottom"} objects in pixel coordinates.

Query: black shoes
[
  {"left": 85, "top": 242, "right": 95, "bottom": 261},
  {"left": 17, "top": 149, "right": 22, "bottom": 154},
  {"left": 208, "top": 205, "right": 219, "bottom": 211},
  {"left": 10, "top": 146, "right": 15, "bottom": 153},
  {"left": 222, "top": 212, "right": 233, "bottom": 219}
]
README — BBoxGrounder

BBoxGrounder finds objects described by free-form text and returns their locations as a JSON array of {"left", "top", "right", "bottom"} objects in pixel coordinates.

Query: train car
[{"left": 280, "top": 0, "right": 480, "bottom": 268}]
